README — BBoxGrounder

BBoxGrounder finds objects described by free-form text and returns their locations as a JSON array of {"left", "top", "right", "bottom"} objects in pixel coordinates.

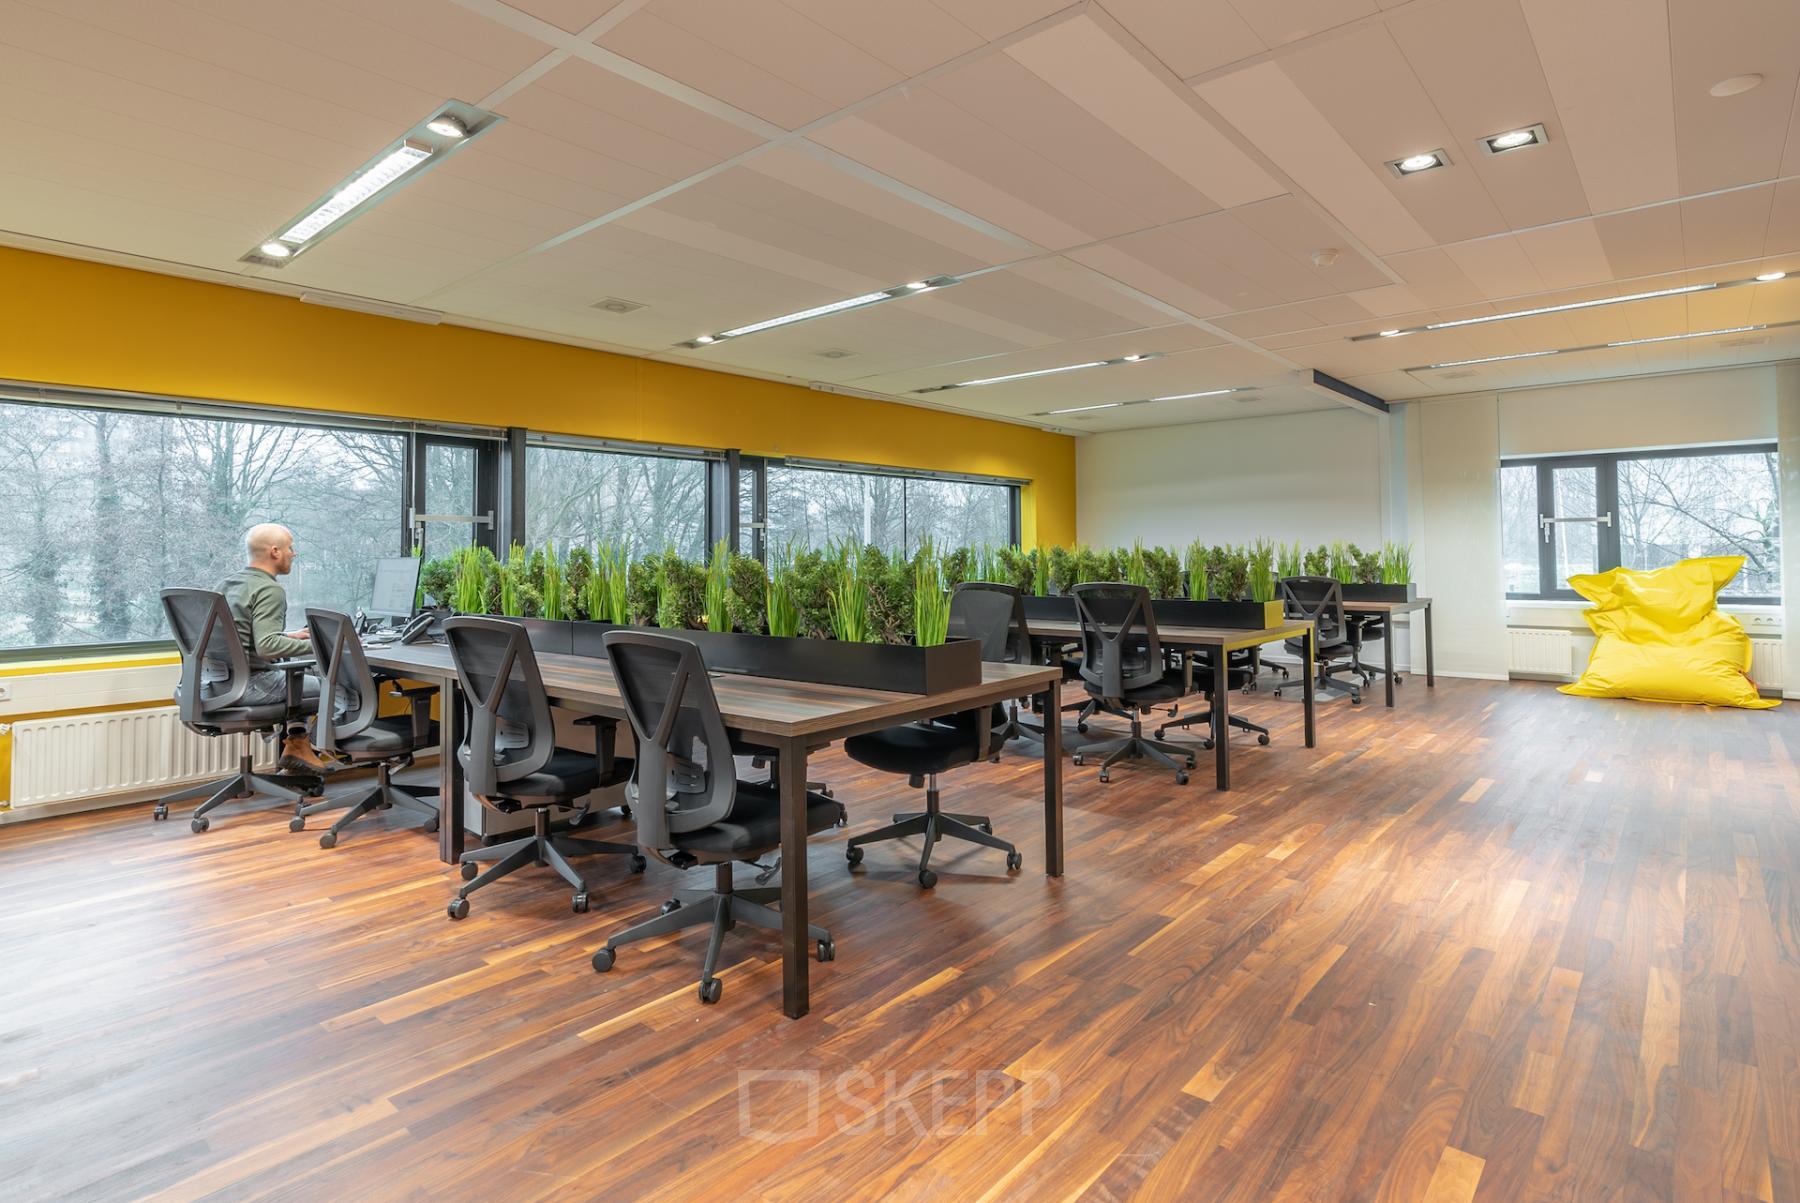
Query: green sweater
[{"left": 220, "top": 566, "right": 308, "bottom": 670}]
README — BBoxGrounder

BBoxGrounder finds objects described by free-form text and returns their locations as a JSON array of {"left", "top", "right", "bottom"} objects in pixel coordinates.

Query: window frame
[{"left": 1503, "top": 442, "right": 1781, "bottom": 604}]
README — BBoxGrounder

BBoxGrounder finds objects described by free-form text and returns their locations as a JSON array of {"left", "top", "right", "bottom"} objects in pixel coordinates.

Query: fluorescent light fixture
[
  {"left": 1480, "top": 123, "right": 1548, "bottom": 155},
  {"left": 1378, "top": 329, "right": 1403, "bottom": 338},
  {"left": 257, "top": 241, "right": 293, "bottom": 259},
  {"left": 681, "top": 277, "right": 957, "bottom": 347},
  {"left": 1032, "top": 385, "right": 1247, "bottom": 417},
  {"left": 1425, "top": 350, "right": 1558, "bottom": 369},
  {"left": 1150, "top": 388, "right": 1241, "bottom": 401},
  {"left": 917, "top": 352, "right": 1163, "bottom": 393},
  {"left": 282, "top": 144, "right": 432, "bottom": 243},
  {"left": 1046, "top": 402, "right": 1122, "bottom": 415},
  {"left": 1605, "top": 325, "right": 1765, "bottom": 348},
  {"left": 1387, "top": 149, "right": 1448, "bottom": 176},
  {"left": 425, "top": 115, "right": 468, "bottom": 138},
  {"left": 1757, "top": 271, "right": 1787, "bottom": 282},
  {"left": 1356, "top": 281, "right": 1726, "bottom": 341}
]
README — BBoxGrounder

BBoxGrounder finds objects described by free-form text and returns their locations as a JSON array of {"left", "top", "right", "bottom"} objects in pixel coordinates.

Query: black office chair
[
  {"left": 1277, "top": 577, "right": 1362, "bottom": 704},
  {"left": 1069, "top": 582, "right": 1197, "bottom": 784},
  {"left": 1348, "top": 613, "right": 1403, "bottom": 690},
  {"left": 155, "top": 588, "right": 321, "bottom": 833},
  {"left": 290, "top": 608, "right": 440, "bottom": 848},
  {"left": 839, "top": 583, "right": 1027, "bottom": 888},
  {"left": 952, "top": 581, "right": 1038, "bottom": 753},
  {"left": 1155, "top": 649, "right": 1272, "bottom": 748},
  {"left": 591, "top": 630, "right": 838, "bottom": 1004},
  {"left": 442, "top": 616, "right": 640, "bottom": 919}
]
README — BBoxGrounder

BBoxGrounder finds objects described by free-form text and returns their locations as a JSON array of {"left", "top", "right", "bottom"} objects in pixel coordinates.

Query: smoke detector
[
  {"left": 590, "top": 297, "right": 647, "bottom": 314},
  {"left": 1311, "top": 248, "right": 1340, "bottom": 268}
]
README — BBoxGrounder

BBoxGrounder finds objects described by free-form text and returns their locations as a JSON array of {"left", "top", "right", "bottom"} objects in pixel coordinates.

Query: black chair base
[
  {"left": 1071, "top": 710, "right": 1197, "bottom": 785},
  {"left": 1278, "top": 668, "right": 1362, "bottom": 704},
  {"left": 592, "top": 863, "right": 833, "bottom": 1004},
  {"left": 1157, "top": 709, "right": 1271, "bottom": 748},
  {"left": 151, "top": 737, "right": 322, "bottom": 833},
  {"left": 293, "top": 763, "right": 439, "bottom": 848},
  {"left": 448, "top": 807, "right": 644, "bottom": 919},
  {"left": 846, "top": 778, "right": 1022, "bottom": 888}
]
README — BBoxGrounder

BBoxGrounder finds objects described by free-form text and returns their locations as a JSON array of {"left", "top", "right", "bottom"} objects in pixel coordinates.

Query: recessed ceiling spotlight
[
  {"left": 258, "top": 241, "right": 293, "bottom": 259},
  {"left": 1710, "top": 73, "right": 1764, "bottom": 98},
  {"left": 425, "top": 114, "right": 469, "bottom": 138},
  {"left": 1480, "top": 123, "right": 1547, "bottom": 155},
  {"left": 1387, "top": 150, "right": 1448, "bottom": 176},
  {"left": 1312, "top": 248, "right": 1340, "bottom": 268},
  {"left": 1756, "top": 271, "right": 1788, "bottom": 282}
]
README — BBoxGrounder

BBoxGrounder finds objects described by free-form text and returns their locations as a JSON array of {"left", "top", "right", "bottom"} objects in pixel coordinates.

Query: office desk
[
  {"left": 1342, "top": 597, "right": 1434, "bottom": 707},
  {"left": 363, "top": 641, "right": 1064, "bottom": 1019},
  {"left": 1026, "top": 621, "right": 1316, "bottom": 791}
]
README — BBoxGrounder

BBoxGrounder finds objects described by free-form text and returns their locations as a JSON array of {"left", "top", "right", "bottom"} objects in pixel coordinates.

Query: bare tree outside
[
  {"left": 0, "top": 402, "right": 403, "bottom": 649},
  {"left": 525, "top": 446, "right": 707, "bottom": 558},
  {"left": 1617, "top": 451, "right": 1779, "bottom": 596},
  {"left": 765, "top": 466, "right": 1011, "bottom": 556}
]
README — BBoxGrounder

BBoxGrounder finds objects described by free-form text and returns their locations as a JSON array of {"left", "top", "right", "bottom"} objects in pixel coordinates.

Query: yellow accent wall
[{"left": 0, "top": 247, "right": 1076, "bottom": 545}]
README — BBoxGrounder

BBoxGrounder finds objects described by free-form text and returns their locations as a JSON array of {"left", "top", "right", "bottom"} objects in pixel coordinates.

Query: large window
[
  {"left": 525, "top": 444, "right": 709, "bottom": 558},
  {"left": 763, "top": 462, "right": 1016, "bottom": 556},
  {"left": 1501, "top": 445, "right": 1780, "bottom": 602},
  {"left": 0, "top": 401, "right": 405, "bottom": 651}
]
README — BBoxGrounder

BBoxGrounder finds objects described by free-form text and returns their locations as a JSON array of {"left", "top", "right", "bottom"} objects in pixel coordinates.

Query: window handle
[{"left": 1540, "top": 511, "right": 1612, "bottom": 543}]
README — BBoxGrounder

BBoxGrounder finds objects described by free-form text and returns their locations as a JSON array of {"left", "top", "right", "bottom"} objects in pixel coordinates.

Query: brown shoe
[{"left": 277, "top": 740, "right": 339, "bottom": 775}]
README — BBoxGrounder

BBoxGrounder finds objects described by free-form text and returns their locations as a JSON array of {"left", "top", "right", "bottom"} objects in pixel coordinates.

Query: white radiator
[
  {"left": 1749, "top": 637, "right": 1784, "bottom": 692},
  {"left": 1508, "top": 628, "right": 1574, "bottom": 677},
  {"left": 7, "top": 706, "right": 275, "bottom": 809}
]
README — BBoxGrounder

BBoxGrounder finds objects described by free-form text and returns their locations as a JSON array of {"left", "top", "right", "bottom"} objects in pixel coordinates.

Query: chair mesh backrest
[
  {"left": 444, "top": 616, "right": 554, "bottom": 795},
  {"left": 948, "top": 582, "right": 1030, "bottom": 664},
  {"left": 1073, "top": 582, "right": 1163, "bottom": 697},
  {"left": 1280, "top": 576, "right": 1347, "bottom": 643},
  {"left": 306, "top": 608, "right": 377, "bottom": 751},
  {"left": 162, "top": 588, "right": 248, "bottom": 719},
  {"left": 604, "top": 630, "right": 737, "bottom": 849}
]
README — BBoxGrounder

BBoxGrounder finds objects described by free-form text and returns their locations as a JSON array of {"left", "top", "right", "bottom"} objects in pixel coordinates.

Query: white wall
[
  {"left": 1779, "top": 363, "right": 1800, "bottom": 696},
  {"left": 1076, "top": 408, "right": 1385, "bottom": 548}
]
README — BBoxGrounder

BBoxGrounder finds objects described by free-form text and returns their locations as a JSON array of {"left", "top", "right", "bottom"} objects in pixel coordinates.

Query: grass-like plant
[
  {"left": 1247, "top": 538, "right": 1276, "bottom": 603},
  {"left": 497, "top": 566, "right": 522, "bottom": 617},
  {"left": 450, "top": 545, "right": 488, "bottom": 613},
  {"left": 1277, "top": 541, "right": 1303, "bottom": 580},
  {"left": 589, "top": 542, "right": 629, "bottom": 624},
  {"left": 1031, "top": 545, "right": 1050, "bottom": 596},
  {"left": 1380, "top": 541, "right": 1413, "bottom": 584},
  {"left": 766, "top": 541, "right": 800, "bottom": 638},
  {"left": 704, "top": 538, "right": 732, "bottom": 632},
  {"left": 540, "top": 540, "right": 565, "bottom": 620},
  {"left": 1183, "top": 540, "right": 1208, "bottom": 599},
  {"left": 1328, "top": 541, "right": 1356, "bottom": 584},
  {"left": 913, "top": 540, "right": 950, "bottom": 647},
  {"left": 826, "top": 540, "right": 871, "bottom": 642},
  {"left": 1124, "top": 539, "right": 1150, "bottom": 589}
]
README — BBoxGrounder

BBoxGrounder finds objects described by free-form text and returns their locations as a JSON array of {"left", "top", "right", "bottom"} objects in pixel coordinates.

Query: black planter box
[
  {"left": 566, "top": 621, "right": 981, "bottom": 694},
  {"left": 1339, "top": 583, "right": 1418, "bottom": 604},
  {"left": 517, "top": 616, "right": 575, "bottom": 654},
  {"left": 1020, "top": 594, "right": 1285, "bottom": 630}
]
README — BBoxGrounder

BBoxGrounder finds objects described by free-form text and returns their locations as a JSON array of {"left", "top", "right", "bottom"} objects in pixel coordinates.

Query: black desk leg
[
  {"left": 1424, "top": 603, "right": 1436, "bottom": 686},
  {"left": 1213, "top": 648, "right": 1231, "bottom": 791},
  {"left": 437, "top": 678, "right": 465, "bottom": 866},
  {"left": 777, "top": 736, "right": 810, "bottom": 1019},
  {"left": 1383, "top": 620, "right": 1396, "bottom": 708},
  {"left": 1043, "top": 677, "right": 1064, "bottom": 877},
  {"left": 1303, "top": 629, "right": 1317, "bottom": 748}
]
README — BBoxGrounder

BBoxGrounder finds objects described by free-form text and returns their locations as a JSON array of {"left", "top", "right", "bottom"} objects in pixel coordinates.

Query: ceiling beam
[{"left": 1305, "top": 370, "right": 1389, "bottom": 414}]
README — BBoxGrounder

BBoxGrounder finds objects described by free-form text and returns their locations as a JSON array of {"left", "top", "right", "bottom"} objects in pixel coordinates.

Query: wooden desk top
[
  {"left": 364, "top": 642, "right": 1061, "bottom": 742},
  {"left": 1341, "top": 597, "right": 1433, "bottom": 614},
  {"left": 1026, "top": 620, "right": 1313, "bottom": 652}
]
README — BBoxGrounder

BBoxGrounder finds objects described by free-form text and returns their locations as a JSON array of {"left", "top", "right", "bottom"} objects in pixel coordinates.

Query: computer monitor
[{"left": 368, "top": 556, "right": 422, "bottom": 622}]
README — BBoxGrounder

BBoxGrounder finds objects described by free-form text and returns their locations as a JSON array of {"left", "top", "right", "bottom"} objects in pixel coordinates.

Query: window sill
[{"left": 1507, "top": 598, "right": 1782, "bottom": 635}]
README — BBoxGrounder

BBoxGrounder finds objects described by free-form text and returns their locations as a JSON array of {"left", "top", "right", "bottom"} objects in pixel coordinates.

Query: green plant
[
  {"left": 1124, "top": 539, "right": 1150, "bottom": 589},
  {"left": 1048, "top": 544, "right": 1078, "bottom": 595},
  {"left": 1031, "top": 545, "right": 1050, "bottom": 596},
  {"left": 590, "top": 542, "right": 630, "bottom": 624},
  {"left": 1277, "top": 541, "right": 1303, "bottom": 581},
  {"left": 787, "top": 547, "right": 834, "bottom": 638},
  {"left": 913, "top": 540, "right": 950, "bottom": 647},
  {"left": 419, "top": 555, "right": 456, "bottom": 610},
  {"left": 1144, "top": 545, "right": 1182, "bottom": 598},
  {"left": 1328, "top": 541, "right": 1355, "bottom": 584},
  {"left": 826, "top": 541, "right": 872, "bottom": 642},
  {"left": 1380, "top": 541, "right": 1413, "bottom": 584},
  {"left": 940, "top": 545, "right": 975, "bottom": 589},
  {"left": 1072, "top": 544, "right": 1106, "bottom": 585},
  {"left": 766, "top": 542, "right": 800, "bottom": 638},
  {"left": 702, "top": 539, "right": 733, "bottom": 632},
  {"left": 563, "top": 547, "right": 593, "bottom": 619},
  {"left": 497, "top": 566, "right": 522, "bottom": 617},
  {"left": 1304, "top": 544, "right": 1330, "bottom": 576},
  {"left": 539, "top": 540, "right": 565, "bottom": 620},
  {"left": 1183, "top": 539, "right": 1208, "bottom": 600},
  {"left": 1247, "top": 538, "right": 1276, "bottom": 603},
  {"left": 1353, "top": 544, "right": 1381, "bottom": 585},
  {"left": 655, "top": 549, "right": 706, "bottom": 630},
  {"left": 728, "top": 553, "right": 767, "bottom": 634},
  {"left": 997, "top": 544, "right": 1036, "bottom": 594},
  {"left": 1210, "top": 544, "right": 1249, "bottom": 601},
  {"left": 449, "top": 545, "right": 487, "bottom": 613},
  {"left": 866, "top": 546, "right": 913, "bottom": 644},
  {"left": 627, "top": 556, "right": 660, "bottom": 625},
  {"left": 1095, "top": 547, "right": 1124, "bottom": 583},
  {"left": 526, "top": 544, "right": 547, "bottom": 596}
]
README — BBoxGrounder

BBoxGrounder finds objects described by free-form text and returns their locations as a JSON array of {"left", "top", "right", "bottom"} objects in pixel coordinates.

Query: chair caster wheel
[
  {"left": 447, "top": 898, "right": 469, "bottom": 920},
  {"left": 816, "top": 939, "right": 836, "bottom": 963},
  {"left": 1098, "top": 771, "right": 1110, "bottom": 783},
  {"left": 846, "top": 846, "right": 864, "bottom": 868},
  {"left": 424, "top": 816, "right": 439, "bottom": 833},
  {"left": 661, "top": 898, "right": 683, "bottom": 915},
  {"left": 319, "top": 832, "right": 336, "bottom": 850},
  {"left": 618, "top": 802, "right": 631, "bottom": 820},
  {"left": 1072, "top": 753, "right": 1084, "bottom": 766},
  {"left": 592, "top": 947, "right": 615, "bottom": 972},
  {"left": 1258, "top": 734, "right": 1271, "bottom": 746},
  {"left": 460, "top": 861, "right": 479, "bottom": 881},
  {"left": 1076, "top": 722, "right": 1088, "bottom": 734},
  {"left": 1006, "top": 851, "right": 1023, "bottom": 873},
  {"left": 1273, "top": 689, "right": 1283, "bottom": 699},
  {"left": 289, "top": 816, "right": 305, "bottom": 833},
  {"left": 1351, "top": 692, "right": 1362, "bottom": 705},
  {"left": 630, "top": 854, "right": 647, "bottom": 874},
  {"left": 699, "top": 978, "right": 722, "bottom": 1004},
  {"left": 918, "top": 869, "right": 937, "bottom": 889},
  {"left": 835, "top": 805, "right": 848, "bottom": 828},
  {"left": 1200, "top": 739, "right": 1215, "bottom": 751},
  {"left": 190, "top": 816, "right": 209, "bottom": 834},
  {"left": 1175, "top": 770, "right": 1189, "bottom": 785},
  {"left": 153, "top": 804, "right": 168, "bottom": 821},
  {"left": 572, "top": 892, "right": 589, "bottom": 914},
  {"left": 1186, "top": 755, "right": 1197, "bottom": 767},
  {"left": 1155, "top": 728, "right": 1168, "bottom": 740},
  {"left": 979, "top": 822, "right": 992, "bottom": 834}
]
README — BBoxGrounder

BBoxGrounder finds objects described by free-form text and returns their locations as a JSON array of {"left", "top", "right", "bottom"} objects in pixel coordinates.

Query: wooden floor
[{"left": 3, "top": 679, "right": 1798, "bottom": 1202}]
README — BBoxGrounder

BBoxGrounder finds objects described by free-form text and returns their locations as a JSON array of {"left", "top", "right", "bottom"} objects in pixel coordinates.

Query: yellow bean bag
[{"left": 1559, "top": 556, "right": 1777, "bottom": 708}]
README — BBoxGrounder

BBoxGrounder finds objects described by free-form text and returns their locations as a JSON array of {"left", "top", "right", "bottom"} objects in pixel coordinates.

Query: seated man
[{"left": 219, "top": 523, "right": 340, "bottom": 775}]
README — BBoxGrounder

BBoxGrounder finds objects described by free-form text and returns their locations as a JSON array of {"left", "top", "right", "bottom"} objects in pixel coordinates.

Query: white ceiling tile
[
  {"left": 503, "top": 0, "right": 631, "bottom": 35},
  {"left": 777, "top": 0, "right": 985, "bottom": 76},
  {"left": 1513, "top": 220, "right": 1616, "bottom": 292},
  {"left": 1666, "top": 0, "right": 1800, "bottom": 195},
  {"left": 1096, "top": 0, "right": 1266, "bottom": 80},
  {"left": 1223, "top": 0, "right": 1378, "bottom": 48},
  {"left": 1441, "top": 237, "right": 1545, "bottom": 301},
  {"left": 1679, "top": 186, "right": 1777, "bottom": 270}
]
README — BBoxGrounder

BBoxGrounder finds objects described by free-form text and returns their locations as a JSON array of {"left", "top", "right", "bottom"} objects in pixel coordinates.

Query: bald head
[{"left": 246, "top": 523, "right": 296, "bottom": 576}]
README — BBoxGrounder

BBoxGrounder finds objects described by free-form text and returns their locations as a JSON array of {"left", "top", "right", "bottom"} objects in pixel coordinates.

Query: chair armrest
[
  {"left": 388, "top": 683, "right": 438, "bottom": 699},
  {"left": 276, "top": 657, "right": 317, "bottom": 673}
]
